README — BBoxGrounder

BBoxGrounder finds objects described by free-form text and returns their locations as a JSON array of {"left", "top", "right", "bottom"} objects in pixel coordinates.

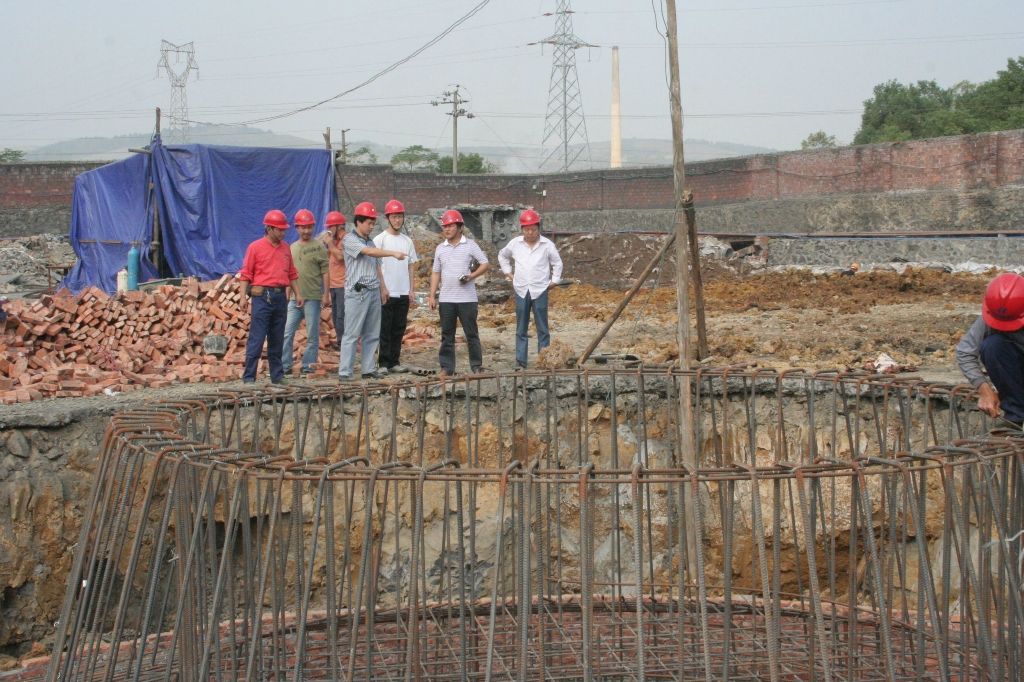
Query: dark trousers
[
  {"left": 243, "top": 288, "right": 288, "bottom": 382},
  {"left": 330, "top": 287, "right": 345, "bottom": 350},
  {"left": 438, "top": 301, "right": 482, "bottom": 374},
  {"left": 379, "top": 295, "right": 411, "bottom": 369},
  {"left": 980, "top": 333, "right": 1024, "bottom": 425}
]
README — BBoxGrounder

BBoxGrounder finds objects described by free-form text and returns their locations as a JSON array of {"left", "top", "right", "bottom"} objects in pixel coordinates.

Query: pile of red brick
[{"left": 0, "top": 275, "right": 346, "bottom": 404}]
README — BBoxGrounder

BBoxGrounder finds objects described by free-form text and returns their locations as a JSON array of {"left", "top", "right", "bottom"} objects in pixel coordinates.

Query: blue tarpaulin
[
  {"left": 62, "top": 138, "right": 337, "bottom": 293},
  {"left": 62, "top": 152, "right": 159, "bottom": 293}
]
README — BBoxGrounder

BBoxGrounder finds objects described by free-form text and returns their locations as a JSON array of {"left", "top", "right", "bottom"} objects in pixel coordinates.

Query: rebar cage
[{"left": 48, "top": 368, "right": 1024, "bottom": 681}]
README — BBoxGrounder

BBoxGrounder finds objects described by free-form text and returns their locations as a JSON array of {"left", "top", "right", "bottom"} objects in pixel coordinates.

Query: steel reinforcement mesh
[{"left": 46, "top": 368, "right": 1024, "bottom": 681}]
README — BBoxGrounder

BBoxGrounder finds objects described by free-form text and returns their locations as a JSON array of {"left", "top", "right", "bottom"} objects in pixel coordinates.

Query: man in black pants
[
  {"left": 373, "top": 199, "right": 419, "bottom": 373},
  {"left": 428, "top": 210, "right": 490, "bottom": 376},
  {"left": 956, "top": 272, "right": 1024, "bottom": 428}
]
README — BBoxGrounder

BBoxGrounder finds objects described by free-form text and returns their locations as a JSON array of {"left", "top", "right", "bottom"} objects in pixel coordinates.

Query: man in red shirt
[{"left": 238, "top": 209, "right": 301, "bottom": 383}]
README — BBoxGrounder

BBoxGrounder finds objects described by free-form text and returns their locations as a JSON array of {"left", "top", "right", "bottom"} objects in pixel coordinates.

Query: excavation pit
[{"left": 45, "top": 368, "right": 1024, "bottom": 680}]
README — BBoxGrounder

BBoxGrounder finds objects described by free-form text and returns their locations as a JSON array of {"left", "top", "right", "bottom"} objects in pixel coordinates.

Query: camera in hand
[
  {"left": 353, "top": 282, "right": 366, "bottom": 292},
  {"left": 460, "top": 257, "right": 480, "bottom": 283}
]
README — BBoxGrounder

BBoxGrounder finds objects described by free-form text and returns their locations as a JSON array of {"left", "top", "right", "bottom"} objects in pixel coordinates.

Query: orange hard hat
[
  {"left": 263, "top": 209, "right": 289, "bottom": 229},
  {"left": 440, "top": 209, "right": 464, "bottom": 226},
  {"left": 353, "top": 201, "right": 377, "bottom": 219},
  {"left": 519, "top": 209, "right": 541, "bottom": 226},
  {"left": 384, "top": 199, "right": 405, "bottom": 215},
  {"left": 982, "top": 272, "right": 1024, "bottom": 332},
  {"left": 293, "top": 208, "right": 315, "bottom": 226},
  {"left": 325, "top": 211, "right": 346, "bottom": 227}
]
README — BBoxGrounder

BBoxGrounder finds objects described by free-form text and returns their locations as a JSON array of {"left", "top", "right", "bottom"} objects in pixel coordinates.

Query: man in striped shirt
[{"left": 428, "top": 209, "right": 490, "bottom": 376}]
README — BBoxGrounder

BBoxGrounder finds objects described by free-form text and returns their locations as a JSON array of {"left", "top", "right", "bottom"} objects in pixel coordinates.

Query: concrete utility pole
[
  {"left": 433, "top": 86, "right": 473, "bottom": 175},
  {"left": 340, "top": 128, "right": 350, "bottom": 164}
]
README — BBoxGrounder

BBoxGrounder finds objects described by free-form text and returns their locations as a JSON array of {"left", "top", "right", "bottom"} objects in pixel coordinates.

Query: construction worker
[
  {"left": 281, "top": 209, "right": 330, "bottom": 375},
  {"left": 338, "top": 201, "right": 407, "bottom": 381},
  {"left": 373, "top": 199, "right": 419, "bottom": 373},
  {"left": 956, "top": 272, "right": 1024, "bottom": 428},
  {"left": 238, "top": 209, "right": 300, "bottom": 384},
  {"left": 498, "top": 209, "right": 563, "bottom": 369},
  {"left": 428, "top": 209, "right": 490, "bottom": 376},
  {"left": 322, "top": 211, "right": 347, "bottom": 349}
]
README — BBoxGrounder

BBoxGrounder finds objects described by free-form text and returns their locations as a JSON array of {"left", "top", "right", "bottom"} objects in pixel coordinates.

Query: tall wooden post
[{"left": 664, "top": 0, "right": 699, "bottom": 577}]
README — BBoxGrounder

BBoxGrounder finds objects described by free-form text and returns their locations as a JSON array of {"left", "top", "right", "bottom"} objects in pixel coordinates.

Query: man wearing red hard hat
[
  {"left": 337, "top": 201, "right": 407, "bottom": 381},
  {"left": 956, "top": 272, "right": 1024, "bottom": 428},
  {"left": 373, "top": 199, "right": 419, "bottom": 374},
  {"left": 238, "top": 209, "right": 300, "bottom": 384},
  {"left": 321, "top": 210, "right": 348, "bottom": 348},
  {"left": 281, "top": 209, "right": 330, "bottom": 376},
  {"left": 498, "top": 209, "right": 563, "bottom": 369}
]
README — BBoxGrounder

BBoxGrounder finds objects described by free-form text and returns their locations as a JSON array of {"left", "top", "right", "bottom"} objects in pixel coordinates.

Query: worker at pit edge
[
  {"left": 281, "top": 208, "right": 330, "bottom": 376},
  {"left": 498, "top": 208, "right": 563, "bottom": 369},
  {"left": 238, "top": 209, "right": 300, "bottom": 384},
  {"left": 956, "top": 271, "right": 1024, "bottom": 428},
  {"left": 373, "top": 198, "right": 419, "bottom": 374}
]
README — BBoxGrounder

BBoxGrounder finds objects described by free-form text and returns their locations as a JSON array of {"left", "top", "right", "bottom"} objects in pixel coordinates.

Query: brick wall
[{"left": 3, "top": 130, "right": 1023, "bottom": 237}]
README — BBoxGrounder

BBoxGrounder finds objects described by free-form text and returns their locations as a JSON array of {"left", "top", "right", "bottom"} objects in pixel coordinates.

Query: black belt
[{"left": 262, "top": 286, "right": 286, "bottom": 292}]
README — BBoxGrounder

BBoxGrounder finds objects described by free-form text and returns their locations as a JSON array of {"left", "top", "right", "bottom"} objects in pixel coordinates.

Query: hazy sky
[{"left": 2, "top": 0, "right": 1022, "bottom": 160}]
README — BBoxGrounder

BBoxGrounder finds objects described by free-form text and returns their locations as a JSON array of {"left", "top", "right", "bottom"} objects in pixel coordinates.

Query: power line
[{"left": 221, "top": 0, "right": 494, "bottom": 126}]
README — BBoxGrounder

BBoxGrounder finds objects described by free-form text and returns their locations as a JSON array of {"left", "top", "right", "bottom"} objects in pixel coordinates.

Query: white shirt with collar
[{"left": 498, "top": 235, "right": 563, "bottom": 300}]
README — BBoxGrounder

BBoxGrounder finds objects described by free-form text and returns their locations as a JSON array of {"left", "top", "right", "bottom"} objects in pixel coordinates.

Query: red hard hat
[
  {"left": 519, "top": 209, "right": 541, "bottom": 226},
  {"left": 325, "top": 211, "right": 346, "bottom": 227},
  {"left": 384, "top": 199, "right": 405, "bottom": 215},
  {"left": 440, "top": 209, "right": 464, "bottom": 226},
  {"left": 353, "top": 201, "right": 377, "bottom": 219},
  {"left": 982, "top": 272, "right": 1024, "bottom": 332},
  {"left": 263, "top": 209, "right": 289, "bottom": 229},
  {"left": 293, "top": 208, "right": 315, "bottom": 226}
]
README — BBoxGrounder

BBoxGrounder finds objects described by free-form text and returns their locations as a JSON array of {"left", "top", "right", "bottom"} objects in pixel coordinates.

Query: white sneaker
[{"left": 390, "top": 364, "right": 410, "bottom": 373}]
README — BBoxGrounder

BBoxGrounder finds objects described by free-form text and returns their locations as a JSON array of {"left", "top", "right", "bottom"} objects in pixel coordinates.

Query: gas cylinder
[{"left": 126, "top": 242, "right": 140, "bottom": 291}]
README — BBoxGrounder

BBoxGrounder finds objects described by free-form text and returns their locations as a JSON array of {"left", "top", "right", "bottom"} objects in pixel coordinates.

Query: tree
[
  {"left": 800, "top": 131, "right": 837, "bottom": 149},
  {"left": 854, "top": 79, "right": 956, "bottom": 144},
  {"left": 0, "top": 148, "right": 25, "bottom": 162},
  {"left": 390, "top": 145, "right": 439, "bottom": 172},
  {"left": 347, "top": 145, "right": 377, "bottom": 164},
  {"left": 852, "top": 57, "right": 1024, "bottom": 144},
  {"left": 437, "top": 152, "right": 498, "bottom": 174}
]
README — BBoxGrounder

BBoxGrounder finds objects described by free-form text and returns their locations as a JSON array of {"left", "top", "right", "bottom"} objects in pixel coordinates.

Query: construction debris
[{"left": 0, "top": 276, "right": 433, "bottom": 403}]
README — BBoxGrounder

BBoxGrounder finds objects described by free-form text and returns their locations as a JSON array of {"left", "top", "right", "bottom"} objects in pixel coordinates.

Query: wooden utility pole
[
  {"left": 664, "top": 0, "right": 699, "bottom": 575},
  {"left": 684, "top": 190, "right": 709, "bottom": 358}
]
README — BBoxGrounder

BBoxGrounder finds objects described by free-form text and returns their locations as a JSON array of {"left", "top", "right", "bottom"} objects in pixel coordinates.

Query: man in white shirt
[
  {"left": 373, "top": 199, "right": 419, "bottom": 373},
  {"left": 498, "top": 209, "right": 563, "bottom": 369}
]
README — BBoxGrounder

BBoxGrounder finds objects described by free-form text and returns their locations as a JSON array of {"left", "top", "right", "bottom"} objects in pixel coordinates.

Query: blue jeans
[
  {"left": 980, "top": 332, "right": 1024, "bottom": 425},
  {"left": 339, "top": 286, "right": 381, "bottom": 377},
  {"left": 243, "top": 288, "right": 288, "bottom": 382},
  {"left": 282, "top": 299, "right": 322, "bottom": 374},
  {"left": 514, "top": 290, "right": 550, "bottom": 368}
]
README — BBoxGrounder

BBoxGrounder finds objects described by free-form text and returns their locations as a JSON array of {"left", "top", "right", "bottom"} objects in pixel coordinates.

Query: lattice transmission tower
[
  {"left": 156, "top": 40, "right": 199, "bottom": 144},
  {"left": 538, "top": 0, "right": 593, "bottom": 172}
]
